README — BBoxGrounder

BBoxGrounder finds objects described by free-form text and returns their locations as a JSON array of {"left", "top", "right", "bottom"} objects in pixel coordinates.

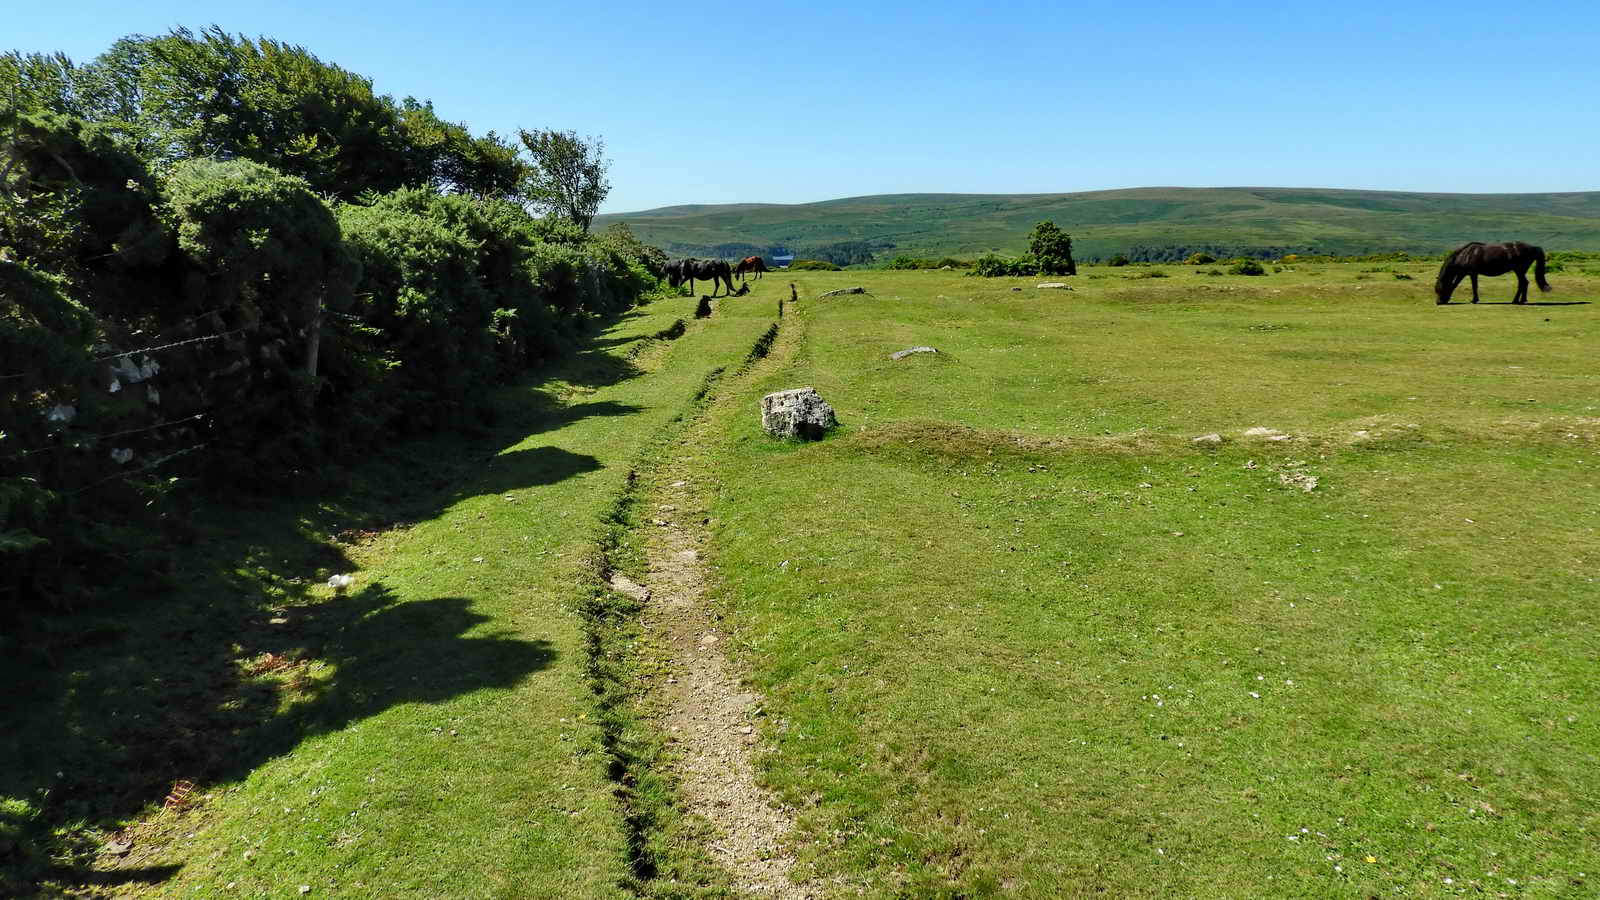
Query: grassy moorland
[
  {"left": 6, "top": 259, "right": 1595, "bottom": 899},
  {"left": 0, "top": 292, "right": 779, "bottom": 898},
  {"left": 692, "top": 262, "right": 1600, "bottom": 896},
  {"left": 593, "top": 188, "right": 1600, "bottom": 261}
]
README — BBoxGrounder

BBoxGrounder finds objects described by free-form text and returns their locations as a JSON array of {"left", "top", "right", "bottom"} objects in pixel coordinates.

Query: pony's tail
[
  {"left": 1535, "top": 248, "right": 1553, "bottom": 293},
  {"left": 1434, "top": 246, "right": 1464, "bottom": 303}
]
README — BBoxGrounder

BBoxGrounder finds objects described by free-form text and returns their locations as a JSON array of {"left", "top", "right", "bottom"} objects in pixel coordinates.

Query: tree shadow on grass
[
  {"left": 0, "top": 316, "right": 658, "bottom": 894},
  {"left": 0, "top": 583, "right": 556, "bottom": 894},
  {"left": 560, "top": 346, "right": 646, "bottom": 388}
]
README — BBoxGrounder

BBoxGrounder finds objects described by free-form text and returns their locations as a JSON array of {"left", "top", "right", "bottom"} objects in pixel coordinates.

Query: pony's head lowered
[{"left": 1434, "top": 244, "right": 1473, "bottom": 303}]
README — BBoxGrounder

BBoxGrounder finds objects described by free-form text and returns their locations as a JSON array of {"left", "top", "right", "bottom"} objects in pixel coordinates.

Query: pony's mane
[{"left": 1435, "top": 242, "right": 1480, "bottom": 298}]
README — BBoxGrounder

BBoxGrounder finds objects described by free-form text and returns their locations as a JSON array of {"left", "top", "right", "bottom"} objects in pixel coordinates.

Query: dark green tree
[
  {"left": 517, "top": 128, "right": 610, "bottom": 232},
  {"left": 1027, "top": 220, "right": 1076, "bottom": 276}
]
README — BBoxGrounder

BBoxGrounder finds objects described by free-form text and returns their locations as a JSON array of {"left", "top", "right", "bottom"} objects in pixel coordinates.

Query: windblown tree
[
  {"left": 517, "top": 128, "right": 609, "bottom": 232},
  {"left": 1028, "top": 220, "right": 1076, "bottom": 276},
  {"left": 5, "top": 28, "right": 529, "bottom": 202}
]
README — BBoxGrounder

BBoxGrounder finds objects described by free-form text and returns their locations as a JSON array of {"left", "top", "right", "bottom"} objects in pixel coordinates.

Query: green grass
[
  {"left": 7, "top": 263, "right": 1595, "bottom": 898},
  {"left": 0, "top": 291, "right": 779, "bottom": 898},
  {"left": 690, "top": 265, "right": 1600, "bottom": 896},
  {"left": 594, "top": 187, "right": 1600, "bottom": 262}
]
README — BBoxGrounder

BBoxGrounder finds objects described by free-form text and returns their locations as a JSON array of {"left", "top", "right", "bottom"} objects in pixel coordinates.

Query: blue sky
[{"left": 9, "top": 0, "right": 1598, "bottom": 212}]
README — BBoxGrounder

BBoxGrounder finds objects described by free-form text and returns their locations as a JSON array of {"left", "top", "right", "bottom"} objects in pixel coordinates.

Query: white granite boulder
[{"left": 760, "top": 388, "right": 838, "bottom": 440}]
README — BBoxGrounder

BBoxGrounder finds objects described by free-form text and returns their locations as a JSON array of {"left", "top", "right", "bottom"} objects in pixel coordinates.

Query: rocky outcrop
[{"left": 760, "top": 388, "right": 837, "bottom": 440}]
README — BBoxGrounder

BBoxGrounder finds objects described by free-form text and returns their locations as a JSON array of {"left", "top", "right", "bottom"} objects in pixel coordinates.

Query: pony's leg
[
  {"left": 1470, "top": 273, "right": 1479, "bottom": 303},
  {"left": 1514, "top": 268, "right": 1529, "bottom": 303}
]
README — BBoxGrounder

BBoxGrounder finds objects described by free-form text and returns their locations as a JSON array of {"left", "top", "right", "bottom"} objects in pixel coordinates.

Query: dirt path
[{"left": 623, "top": 466, "right": 815, "bottom": 899}]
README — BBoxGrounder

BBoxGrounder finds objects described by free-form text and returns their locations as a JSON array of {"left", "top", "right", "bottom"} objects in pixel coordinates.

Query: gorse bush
[
  {"left": 0, "top": 31, "right": 660, "bottom": 615},
  {"left": 789, "top": 259, "right": 841, "bottom": 271},
  {"left": 884, "top": 256, "right": 971, "bottom": 270},
  {"left": 970, "top": 253, "right": 1039, "bottom": 277},
  {"left": 1185, "top": 252, "right": 1217, "bottom": 265},
  {"left": 1107, "top": 254, "right": 1131, "bottom": 267},
  {"left": 967, "top": 221, "right": 1075, "bottom": 278},
  {"left": 161, "top": 158, "right": 360, "bottom": 480},
  {"left": 594, "top": 222, "right": 669, "bottom": 278},
  {"left": 1228, "top": 259, "right": 1267, "bottom": 276}
]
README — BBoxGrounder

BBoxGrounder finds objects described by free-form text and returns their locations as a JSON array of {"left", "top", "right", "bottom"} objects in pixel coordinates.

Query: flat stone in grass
[
  {"left": 817, "top": 287, "right": 866, "bottom": 298},
  {"left": 1244, "top": 426, "right": 1294, "bottom": 442},
  {"left": 607, "top": 573, "right": 651, "bottom": 602},
  {"left": 1191, "top": 432, "right": 1225, "bottom": 445},
  {"left": 889, "top": 346, "right": 938, "bottom": 361},
  {"left": 1036, "top": 282, "right": 1073, "bottom": 290},
  {"left": 760, "top": 388, "right": 837, "bottom": 440}
]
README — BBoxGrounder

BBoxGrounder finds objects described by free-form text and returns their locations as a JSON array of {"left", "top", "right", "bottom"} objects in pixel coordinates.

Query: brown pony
[
  {"left": 734, "top": 256, "right": 768, "bottom": 281},
  {"left": 1434, "top": 241, "right": 1551, "bottom": 304}
]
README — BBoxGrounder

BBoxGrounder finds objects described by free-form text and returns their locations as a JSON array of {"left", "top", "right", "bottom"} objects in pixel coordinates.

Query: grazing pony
[
  {"left": 734, "top": 256, "right": 769, "bottom": 281},
  {"left": 1434, "top": 241, "right": 1551, "bottom": 305},
  {"left": 666, "top": 257, "right": 736, "bottom": 297}
]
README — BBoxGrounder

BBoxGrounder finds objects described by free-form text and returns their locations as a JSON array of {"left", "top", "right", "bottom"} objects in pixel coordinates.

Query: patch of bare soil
[{"left": 633, "top": 479, "right": 813, "bottom": 898}]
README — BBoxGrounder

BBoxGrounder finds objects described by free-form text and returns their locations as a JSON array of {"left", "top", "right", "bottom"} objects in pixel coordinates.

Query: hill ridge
[{"left": 595, "top": 186, "right": 1600, "bottom": 263}]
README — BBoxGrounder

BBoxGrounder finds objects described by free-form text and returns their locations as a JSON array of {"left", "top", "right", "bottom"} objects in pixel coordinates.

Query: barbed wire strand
[
  {"left": 0, "top": 327, "right": 248, "bottom": 380},
  {"left": 63, "top": 443, "right": 209, "bottom": 497},
  {"left": 95, "top": 328, "right": 248, "bottom": 361},
  {"left": 1, "top": 412, "right": 207, "bottom": 461}
]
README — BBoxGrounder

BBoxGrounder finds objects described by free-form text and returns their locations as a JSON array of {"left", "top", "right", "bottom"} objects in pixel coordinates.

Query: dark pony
[
  {"left": 734, "top": 256, "right": 768, "bottom": 281},
  {"left": 1434, "top": 241, "right": 1551, "bottom": 305},
  {"left": 665, "top": 257, "right": 736, "bottom": 297}
]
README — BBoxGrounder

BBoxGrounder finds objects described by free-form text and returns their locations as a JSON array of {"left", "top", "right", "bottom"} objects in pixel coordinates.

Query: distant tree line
[
  {"left": 794, "top": 239, "right": 891, "bottom": 267},
  {"left": 1, "top": 28, "right": 660, "bottom": 614},
  {"left": 1085, "top": 243, "right": 1318, "bottom": 263},
  {"left": 665, "top": 242, "right": 787, "bottom": 260},
  {"left": 661, "top": 238, "right": 893, "bottom": 268}
]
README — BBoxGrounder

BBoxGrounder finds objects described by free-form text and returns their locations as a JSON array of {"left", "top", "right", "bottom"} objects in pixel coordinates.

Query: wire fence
[
  {"left": 1, "top": 412, "right": 207, "bottom": 461},
  {"left": 0, "top": 326, "right": 249, "bottom": 382},
  {"left": 63, "top": 443, "right": 209, "bottom": 497}
]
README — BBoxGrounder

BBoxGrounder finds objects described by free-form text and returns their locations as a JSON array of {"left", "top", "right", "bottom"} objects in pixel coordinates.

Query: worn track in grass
[{"left": 616, "top": 309, "right": 819, "bottom": 898}]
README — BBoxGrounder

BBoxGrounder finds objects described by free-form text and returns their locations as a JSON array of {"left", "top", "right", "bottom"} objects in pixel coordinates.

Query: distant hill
[{"left": 593, "top": 187, "right": 1600, "bottom": 264}]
